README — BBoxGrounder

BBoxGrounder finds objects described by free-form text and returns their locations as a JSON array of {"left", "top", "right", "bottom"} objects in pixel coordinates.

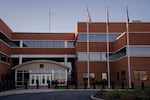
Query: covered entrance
[{"left": 12, "top": 60, "right": 69, "bottom": 86}]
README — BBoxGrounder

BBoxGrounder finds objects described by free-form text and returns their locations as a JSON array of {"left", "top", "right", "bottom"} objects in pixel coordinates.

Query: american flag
[{"left": 86, "top": 7, "right": 91, "bottom": 22}]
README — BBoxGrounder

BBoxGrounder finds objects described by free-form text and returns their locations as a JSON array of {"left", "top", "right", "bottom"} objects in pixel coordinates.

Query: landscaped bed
[{"left": 93, "top": 88, "right": 150, "bottom": 100}]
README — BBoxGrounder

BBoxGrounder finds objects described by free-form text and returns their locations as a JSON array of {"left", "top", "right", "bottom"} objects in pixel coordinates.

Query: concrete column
[
  {"left": 64, "top": 54, "right": 68, "bottom": 65},
  {"left": 65, "top": 41, "right": 67, "bottom": 48},
  {"left": 20, "top": 40, "right": 23, "bottom": 47},
  {"left": 19, "top": 54, "right": 22, "bottom": 64},
  {"left": 15, "top": 70, "right": 17, "bottom": 86}
]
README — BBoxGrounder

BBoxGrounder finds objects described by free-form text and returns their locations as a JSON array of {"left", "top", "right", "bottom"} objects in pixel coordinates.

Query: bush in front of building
[{"left": 94, "top": 88, "right": 150, "bottom": 100}]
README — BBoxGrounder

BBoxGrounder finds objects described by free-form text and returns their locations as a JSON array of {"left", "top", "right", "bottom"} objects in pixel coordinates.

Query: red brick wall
[
  {"left": 0, "top": 62, "right": 11, "bottom": 80},
  {"left": 0, "top": 19, "right": 12, "bottom": 39}
]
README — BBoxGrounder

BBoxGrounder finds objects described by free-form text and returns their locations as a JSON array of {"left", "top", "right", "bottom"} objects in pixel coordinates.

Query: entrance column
[
  {"left": 64, "top": 54, "right": 68, "bottom": 65},
  {"left": 19, "top": 55, "right": 22, "bottom": 64}
]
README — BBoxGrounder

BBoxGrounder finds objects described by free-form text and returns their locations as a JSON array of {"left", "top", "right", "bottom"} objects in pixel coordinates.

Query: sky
[{"left": 0, "top": 0, "right": 150, "bottom": 32}]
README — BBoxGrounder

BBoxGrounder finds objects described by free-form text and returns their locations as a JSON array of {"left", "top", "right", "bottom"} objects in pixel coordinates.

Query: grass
[{"left": 94, "top": 88, "right": 150, "bottom": 100}]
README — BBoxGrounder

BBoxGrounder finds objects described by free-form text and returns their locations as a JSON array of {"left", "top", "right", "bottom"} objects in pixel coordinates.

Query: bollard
[
  {"left": 24, "top": 81, "right": 28, "bottom": 89},
  {"left": 66, "top": 81, "right": 69, "bottom": 89},
  {"left": 55, "top": 80, "right": 58, "bottom": 89},
  {"left": 36, "top": 80, "right": 39, "bottom": 89},
  {"left": 131, "top": 82, "right": 134, "bottom": 89},
  {"left": 93, "top": 81, "right": 96, "bottom": 89},
  {"left": 102, "top": 81, "right": 105, "bottom": 89},
  {"left": 102, "top": 83, "right": 105, "bottom": 89},
  {"left": 141, "top": 82, "right": 144, "bottom": 90},
  {"left": 84, "top": 81, "right": 87, "bottom": 89},
  {"left": 12, "top": 80, "right": 16, "bottom": 89},
  {"left": 75, "top": 82, "right": 78, "bottom": 89},
  {"left": 0, "top": 81, "right": 2, "bottom": 92},
  {"left": 111, "top": 82, "right": 115, "bottom": 89},
  {"left": 4, "top": 80, "right": 7, "bottom": 91},
  {"left": 7, "top": 80, "right": 10, "bottom": 90},
  {"left": 10, "top": 80, "right": 12, "bottom": 90},
  {"left": 121, "top": 82, "right": 124, "bottom": 89},
  {"left": 47, "top": 80, "right": 50, "bottom": 89}
]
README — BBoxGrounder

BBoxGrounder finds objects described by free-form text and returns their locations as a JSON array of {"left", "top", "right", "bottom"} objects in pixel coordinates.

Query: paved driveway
[{"left": 0, "top": 90, "right": 96, "bottom": 100}]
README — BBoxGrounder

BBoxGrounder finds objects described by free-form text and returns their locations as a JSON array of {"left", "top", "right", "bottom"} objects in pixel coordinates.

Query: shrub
[{"left": 94, "top": 88, "right": 150, "bottom": 100}]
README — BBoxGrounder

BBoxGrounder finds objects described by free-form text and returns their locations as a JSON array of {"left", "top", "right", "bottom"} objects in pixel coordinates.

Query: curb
[{"left": 90, "top": 95, "right": 105, "bottom": 100}]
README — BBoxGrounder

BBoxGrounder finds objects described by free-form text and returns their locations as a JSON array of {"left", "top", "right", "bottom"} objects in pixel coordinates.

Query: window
[
  {"left": 121, "top": 71, "right": 126, "bottom": 80},
  {"left": 77, "top": 52, "right": 88, "bottom": 61},
  {"left": 67, "top": 41, "right": 74, "bottom": 48},
  {"left": 0, "top": 53, "right": 9, "bottom": 63},
  {"left": 134, "top": 71, "right": 149, "bottom": 81},
  {"left": 102, "top": 73, "right": 107, "bottom": 80},
  {"left": 6, "top": 41, "right": 20, "bottom": 47},
  {"left": 77, "top": 33, "right": 121, "bottom": 42},
  {"left": 109, "top": 47, "right": 126, "bottom": 60},
  {"left": 77, "top": 34, "right": 87, "bottom": 41},
  {"left": 77, "top": 52, "right": 107, "bottom": 61},
  {"left": 130, "top": 46, "right": 150, "bottom": 56},
  {"left": 117, "top": 72, "right": 120, "bottom": 80},
  {"left": 23, "top": 41, "right": 65, "bottom": 48}
]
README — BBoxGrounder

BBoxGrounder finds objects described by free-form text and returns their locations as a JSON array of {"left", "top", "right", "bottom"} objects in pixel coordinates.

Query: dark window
[
  {"left": 117, "top": 72, "right": 120, "bottom": 80},
  {"left": 109, "top": 47, "right": 126, "bottom": 60},
  {"left": 121, "top": 71, "right": 126, "bottom": 80}
]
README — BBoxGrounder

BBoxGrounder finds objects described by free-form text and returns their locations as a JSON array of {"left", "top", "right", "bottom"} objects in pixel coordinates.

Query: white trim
[{"left": 116, "top": 32, "right": 126, "bottom": 40}]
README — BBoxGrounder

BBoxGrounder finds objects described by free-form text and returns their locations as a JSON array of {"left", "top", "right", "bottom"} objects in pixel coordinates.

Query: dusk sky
[{"left": 0, "top": 0, "right": 150, "bottom": 32}]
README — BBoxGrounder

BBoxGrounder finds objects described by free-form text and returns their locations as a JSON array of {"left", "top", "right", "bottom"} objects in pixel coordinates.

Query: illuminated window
[
  {"left": 134, "top": 71, "right": 149, "bottom": 81},
  {"left": 102, "top": 73, "right": 107, "bottom": 80}
]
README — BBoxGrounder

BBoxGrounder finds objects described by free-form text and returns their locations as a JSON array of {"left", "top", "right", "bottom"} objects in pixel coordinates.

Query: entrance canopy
[
  {"left": 12, "top": 60, "right": 69, "bottom": 71},
  {"left": 12, "top": 60, "right": 69, "bottom": 86}
]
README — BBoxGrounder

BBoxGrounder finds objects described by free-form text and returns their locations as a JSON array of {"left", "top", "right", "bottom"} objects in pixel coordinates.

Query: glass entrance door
[
  {"left": 30, "top": 74, "right": 51, "bottom": 86},
  {"left": 40, "top": 74, "right": 51, "bottom": 86}
]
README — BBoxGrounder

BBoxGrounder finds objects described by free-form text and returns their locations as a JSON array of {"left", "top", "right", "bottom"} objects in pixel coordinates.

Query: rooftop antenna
[
  {"left": 49, "top": 8, "right": 54, "bottom": 32},
  {"left": 49, "top": 8, "right": 51, "bottom": 32}
]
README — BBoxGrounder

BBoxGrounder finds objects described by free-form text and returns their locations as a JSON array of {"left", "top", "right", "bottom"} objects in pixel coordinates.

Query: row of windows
[
  {"left": 0, "top": 53, "right": 10, "bottom": 63},
  {"left": 77, "top": 46, "right": 150, "bottom": 61},
  {"left": 77, "top": 48, "right": 126, "bottom": 61},
  {"left": 23, "top": 41, "right": 74, "bottom": 48},
  {"left": 82, "top": 70, "right": 149, "bottom": 81},
  {"left": 130, "top": 46, "right": 150, "bottom": 56},
  {"left": 134, "top": 71, "right": 149, "bottom": 81},
  {"left": 77, "top": 52, "right": 107, "bottom": 61},
  {"left": 77, "top": 33, "right": 121, "bottom": 42},
  {"left": 23, "top": 41, "right": 65, "bottom": 48},
  {"left": 116, "top": 70, "right": 149, "bottom": 81},
  {"left": 4, "top": 40, "right": 75, "bottom": 48}
]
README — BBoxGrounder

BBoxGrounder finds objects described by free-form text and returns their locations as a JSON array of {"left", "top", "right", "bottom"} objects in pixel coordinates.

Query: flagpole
[
  {"left": 106, "top": 6, "right": 111, "bottom": 88},
  {"left": 86, "top": 7, "right": 91, "bottom": 88},
  {"left": 87, "top": 20, "right": 90, "bottom": 88},
  {"left": 126, "top": 6, "right": 131, "bottom": 88}
]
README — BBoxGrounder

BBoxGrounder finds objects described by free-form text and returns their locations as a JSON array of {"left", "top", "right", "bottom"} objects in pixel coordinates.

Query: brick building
[{"left": 0, "top": 19, "right": 150, "bottom": 87}]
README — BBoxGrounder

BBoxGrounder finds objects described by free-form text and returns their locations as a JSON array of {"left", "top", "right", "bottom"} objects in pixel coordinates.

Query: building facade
[{"left": 0, "top": 19, "right": 150, "bottom": 87}]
